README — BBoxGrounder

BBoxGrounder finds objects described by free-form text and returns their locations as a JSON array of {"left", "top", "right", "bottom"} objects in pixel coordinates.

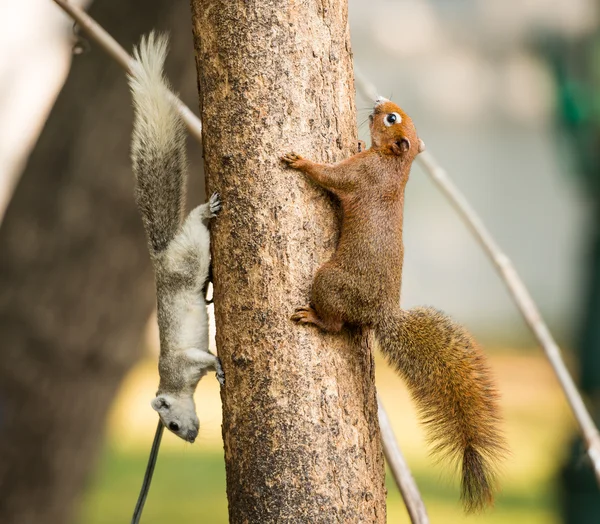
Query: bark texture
[
  {"left": 190, "top": 1, "right": 386, "bottom": 522},
  {"left": 0, "top": 2, "right": 204, "bottom": 523}
]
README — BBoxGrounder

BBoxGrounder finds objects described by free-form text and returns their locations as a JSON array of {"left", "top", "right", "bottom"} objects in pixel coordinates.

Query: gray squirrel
[{"left": 128, "top": 33, "right": 224, "bottom": 443}]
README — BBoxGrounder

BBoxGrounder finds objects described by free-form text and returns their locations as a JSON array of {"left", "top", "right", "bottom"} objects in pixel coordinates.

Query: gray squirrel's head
[{"left": 151, "top": 394, "right": 199, "bottom": 442}]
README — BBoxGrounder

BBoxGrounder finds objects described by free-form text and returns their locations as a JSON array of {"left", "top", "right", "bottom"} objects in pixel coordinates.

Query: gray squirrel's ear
[
  {"left": 418, "top": 138, "right": 426, "bottom": 153},
  {"left": 151, "top": 396, "right": 170, "bottom": 412}
]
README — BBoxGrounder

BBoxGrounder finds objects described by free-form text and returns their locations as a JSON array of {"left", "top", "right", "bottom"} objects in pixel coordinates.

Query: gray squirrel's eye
[
  {"left": 384, "top": 112, "right": 401, "bottom": 127},
  {"left": 169, "top": 422, "right": 180, "bottom": 432}
]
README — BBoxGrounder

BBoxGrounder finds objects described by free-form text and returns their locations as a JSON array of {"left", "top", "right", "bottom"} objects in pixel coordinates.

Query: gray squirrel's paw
[
  {"left": 215, "top": 358, "right": 225, "bottom": 386},
  {"left": 209, "top": 192, "right": 222, "bottom": 217}
]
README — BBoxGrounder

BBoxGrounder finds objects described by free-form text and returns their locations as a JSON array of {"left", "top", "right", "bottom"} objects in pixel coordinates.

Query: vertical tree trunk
[
  {"left": 0, "top": 2, "right": 204, "bottom": 523},
  {"left": 190, "top": 1, "right": 386, "bottom": 521}
]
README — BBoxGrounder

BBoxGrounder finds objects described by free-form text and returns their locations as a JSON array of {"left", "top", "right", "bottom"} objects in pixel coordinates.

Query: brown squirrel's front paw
[
  {"left": 281, "top": 152, "right": 304, "bottom": 168},
  {"left": 357, "top": 140, "right": 366, "bottom": 153}
]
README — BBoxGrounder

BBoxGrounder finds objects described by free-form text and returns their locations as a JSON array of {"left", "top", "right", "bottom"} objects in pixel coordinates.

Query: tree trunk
[
  {"left": 190, "top": 1, "right": 386, "bottom": 522},
  {"left": 0, "top": 2, "right": 204, "bottom": 523}
]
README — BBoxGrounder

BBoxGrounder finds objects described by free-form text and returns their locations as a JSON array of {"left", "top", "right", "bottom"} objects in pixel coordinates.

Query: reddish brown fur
[
  {"left": 379, "top": 307, "right": 504, "bottom": 512},
  {"left": 282, "top": 99, "right": 506, "bottom": 512}
]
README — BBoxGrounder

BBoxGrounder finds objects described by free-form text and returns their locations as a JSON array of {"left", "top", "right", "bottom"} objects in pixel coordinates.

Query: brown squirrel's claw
[
  {"left": 291, "top": 306, "right": 343, "bottom": 333},
  {"left": 357, "top": 140, "right": 366, "bottom": 153},
  {"left": 281, "top": 152, "right": 303, "bottom": 168},
  {"left": 291, "top": 306, "right": 315, "bottom": 323}
]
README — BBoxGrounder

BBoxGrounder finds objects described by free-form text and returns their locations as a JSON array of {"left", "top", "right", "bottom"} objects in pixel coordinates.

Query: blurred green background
[{"left": 78, "top": 352, "right": 571, "bottom": 523}]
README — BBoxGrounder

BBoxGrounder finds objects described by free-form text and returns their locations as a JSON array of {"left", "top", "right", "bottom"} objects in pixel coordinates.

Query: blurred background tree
[
  {"left": 544, "top": 25, "right": 600, "bottom": 524},
  {"left": 0, "top": 0, "right": 204, "bottom": 522}
]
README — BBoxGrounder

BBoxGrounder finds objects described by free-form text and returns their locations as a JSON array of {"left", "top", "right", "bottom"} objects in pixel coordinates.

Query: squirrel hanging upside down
[
  {"left": 129, "top": 33, "right": 224, "bottom": 443},
  {"left": 282, "top": 98, "right": 506, "bottom": 512}
]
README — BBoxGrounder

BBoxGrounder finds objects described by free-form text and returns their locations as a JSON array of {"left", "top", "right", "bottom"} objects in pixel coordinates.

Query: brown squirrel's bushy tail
[{"left": 375, "top": 307, "right": 506, "bottom": 512}]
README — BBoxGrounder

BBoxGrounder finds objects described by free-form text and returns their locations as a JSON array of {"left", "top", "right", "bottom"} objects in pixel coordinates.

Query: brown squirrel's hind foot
[
  {"left": 291, "top": 306, "right": 318, "bottom": 324},
  {"left": 291, "top": 306, "right": 343, "bottom": 333}
]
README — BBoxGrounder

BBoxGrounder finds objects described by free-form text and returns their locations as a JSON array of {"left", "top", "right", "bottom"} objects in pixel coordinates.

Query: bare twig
[
  {"left": 52, "top": 0, "right": 203, "bottom": 143},
  {"left": 354, "top": 68, "right": 600, "bottom": 485},
  {"left": 131, "top": 420, "right": 164, "bottom": 524},
  {"left": 51, "top": 2, "right": 429, "bottom": 516},
  {"left": 378, "top": 396, "right": 429, "bottom": 524}
]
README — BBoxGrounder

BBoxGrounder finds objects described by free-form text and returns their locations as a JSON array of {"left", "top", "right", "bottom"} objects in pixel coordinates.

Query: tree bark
[
  {"left": 190, "top": 1, "right": 386, "bottom": 522},
  {"left": 0, "top": 2, "right": 204, "bottom": 523}
]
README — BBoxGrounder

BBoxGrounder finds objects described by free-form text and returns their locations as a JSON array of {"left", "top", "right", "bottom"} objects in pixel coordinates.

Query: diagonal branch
[
  {"left": 354, "top": 67, "right": 600, "bottom": 486},
  {"left": 378, "top": 396, "right": 429, "bottom": 524},
  {"left": 53, "top": 0, "right": 203, "bottom": 143},
  {"left": 51, "top": 0, "right": 427, "bottom": 519}
]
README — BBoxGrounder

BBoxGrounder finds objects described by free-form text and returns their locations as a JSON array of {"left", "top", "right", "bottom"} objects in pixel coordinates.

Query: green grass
[
  {"left": 386, "top": 470, "right": 558, "bottom": 524},
  {"left": 79, "top": 449, "right": 228, "bottom": 524},
  {"left": 79, "top": 447, "right": 558, "bottom": 524}
]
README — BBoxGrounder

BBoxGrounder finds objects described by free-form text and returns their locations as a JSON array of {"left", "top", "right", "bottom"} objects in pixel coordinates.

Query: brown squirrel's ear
[
  {"left": 391, "top": 138, "right": 410, "bottom": 155},
  {"left": 418, "top": 138, "right": 426, "bottom": 153}
]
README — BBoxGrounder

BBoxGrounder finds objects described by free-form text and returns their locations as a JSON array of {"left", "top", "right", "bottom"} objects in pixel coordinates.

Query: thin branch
[
  {"left": 354, "top": 67, "right": 600, "bottom": 485},
  {"left": 51, "top": 2, "right": 428, "bottom": 516},
  {"left": 378, "top": 396, "right": 429, "bottom": 524},
  {"left": 52, "top": 0, "right": 203, "bottom": 144}
]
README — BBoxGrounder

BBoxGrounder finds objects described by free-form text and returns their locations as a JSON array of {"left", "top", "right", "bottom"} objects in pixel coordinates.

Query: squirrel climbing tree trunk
[{"left": 190, "top": 1, "right": 386, "bottom": 521}]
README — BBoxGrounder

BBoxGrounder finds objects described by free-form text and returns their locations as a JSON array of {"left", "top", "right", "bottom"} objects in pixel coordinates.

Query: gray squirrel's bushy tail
[
  {"left": 375, "top": 307, "right": 506, "bottom": 512},
  {"left": 128, "top": 32, "right": 186, "bottom": 254}
]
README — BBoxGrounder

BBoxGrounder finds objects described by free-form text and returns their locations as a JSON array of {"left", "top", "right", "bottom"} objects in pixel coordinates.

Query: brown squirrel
[{"left": 282, "top": 98, "right": 505, "bottom": 512}]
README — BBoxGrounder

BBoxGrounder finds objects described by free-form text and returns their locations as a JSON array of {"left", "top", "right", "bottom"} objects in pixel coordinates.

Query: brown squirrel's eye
[{"left": 384, "top": 112, "right": 401, "bottom": 127}]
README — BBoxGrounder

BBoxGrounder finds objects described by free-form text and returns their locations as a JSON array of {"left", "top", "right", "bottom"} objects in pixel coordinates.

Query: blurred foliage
[
  {"left": 542, "top": 22, "right": 600, "bottom": 522},
  {"left": 79, "top": 450, "right": 228, "bottom": 523}
]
